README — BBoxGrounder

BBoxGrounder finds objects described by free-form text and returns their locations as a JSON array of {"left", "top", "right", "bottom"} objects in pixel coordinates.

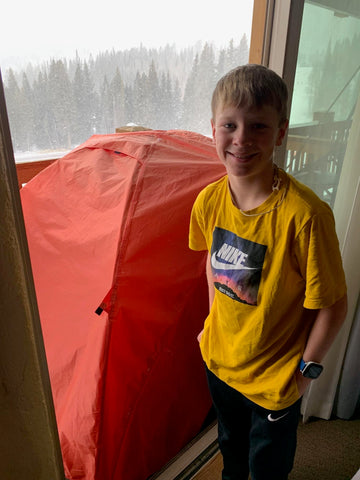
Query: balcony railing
[
  {"left": 285, "top": 119, "right": 351, "bottom": 207},
  {"left": 16, "top": 159, "right": 57, "bottom": 189}
]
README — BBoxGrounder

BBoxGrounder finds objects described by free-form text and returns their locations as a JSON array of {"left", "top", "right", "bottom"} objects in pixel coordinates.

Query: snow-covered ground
[{"left": 14, "top": 150, "right": 69, "bottom": 164}]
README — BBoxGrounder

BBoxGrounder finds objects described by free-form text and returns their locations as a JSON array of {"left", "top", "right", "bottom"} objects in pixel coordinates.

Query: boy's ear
[
  {"left": 276, "top": 119, "right": 289, "bottom": 146},
  {"left": 211, "top": 119, "right": 216, "bottom": 140}
]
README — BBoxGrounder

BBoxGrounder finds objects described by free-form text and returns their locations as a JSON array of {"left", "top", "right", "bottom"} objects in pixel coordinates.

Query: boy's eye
[
  {"left": 253, "top": 123, "right": 267, "bottom": 130},
  {"left": 224, "top": 123, "right": 236, "bottom": 129}
]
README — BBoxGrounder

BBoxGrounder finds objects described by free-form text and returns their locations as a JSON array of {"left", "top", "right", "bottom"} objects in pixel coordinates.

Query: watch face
[{"left": 304, "top": 363, "right": 323, "bottom": 379}]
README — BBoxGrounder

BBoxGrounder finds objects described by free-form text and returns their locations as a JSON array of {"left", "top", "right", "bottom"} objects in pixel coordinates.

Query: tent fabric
[{"left": 20, "top": 130, "right": 226, "bottom": 480}]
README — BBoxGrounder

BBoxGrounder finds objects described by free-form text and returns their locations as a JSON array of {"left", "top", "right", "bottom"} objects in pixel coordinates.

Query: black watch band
[{"left": 299, "top": 359, "right": 323, "bottom": 379}]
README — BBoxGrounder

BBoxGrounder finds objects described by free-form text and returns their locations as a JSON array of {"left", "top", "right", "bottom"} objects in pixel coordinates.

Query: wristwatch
[{"left": 299, "top": 359, "right": 323, "bottom": 379}]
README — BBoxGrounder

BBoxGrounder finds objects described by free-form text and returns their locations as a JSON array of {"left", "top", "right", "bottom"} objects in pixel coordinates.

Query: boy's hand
[
  {"left": 197, "top": 329, "right": 204, "bottom": 343},
  {"left": 295, "top": 370, "right": 312, "bottom": 397}
]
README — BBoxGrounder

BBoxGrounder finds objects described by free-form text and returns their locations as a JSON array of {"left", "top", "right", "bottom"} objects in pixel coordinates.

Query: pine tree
[
  {"left": 172, "top": 78, "right": 183, "bottom": 129},
  {"left": 196, "top": 43, "right": 217, "bottom": 134},
  {"left": 182, "top": 54, "right": 200, "bottom": 131},
  {"left": 183, "top": 43, "right": 216, "bottom": 135},
  {"left": 99, "top": 76, "right": 114, "bottom": 133},
  {"left": 72, "top": 62, "right": 87, "bottom": 143},
  {"left": 133, "top": 71, "right": 148, "bottom": 127},
  {"left": 217, "top": 49, "right": 227, "bottom": 78},
  {"left": 110, "top": 68, "right": 125, "bottom": 129},
  {"left": 19, "top": 73, "right": 35, "bottom": 151},
  {"left": 83, "top": 62, "right": 99, "bottom": 136},
  {"left": 47, "top": 59, "right": 73, "bottom": 148},
  {"left": 72, "top": 60, "right": 99, "bottom": 143},
  {"left": 147, "top": 60, "right": 161, "bottom": 128},
  {"left": 4, "top": 69, "right": 22, "bottom": 151},
  {"left": 33, "top": 70, "right": 53, "bottom": 149},
  {"left": 238, "top": 34, "right": 250, "bottom": 65}
]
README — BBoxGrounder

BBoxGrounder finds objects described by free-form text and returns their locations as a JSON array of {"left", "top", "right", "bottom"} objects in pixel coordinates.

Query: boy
[{"left": 189, "top": 64, "right": 347, "bottom": 480}]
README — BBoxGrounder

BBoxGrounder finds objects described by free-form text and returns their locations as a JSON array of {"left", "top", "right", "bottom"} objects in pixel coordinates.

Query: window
[
  {"left": 285, "top": 0, "right": 360, "bottom": 208},
  {"left": 1, "top": 0, "right": 254, "bottom": 162},
  {"left": 0, "top": 1, "right": 255, "bottom": 478}
]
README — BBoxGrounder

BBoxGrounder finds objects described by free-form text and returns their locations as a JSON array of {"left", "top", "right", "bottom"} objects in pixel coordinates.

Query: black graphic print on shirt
[{"left": 211, "top": 227, "right": 267, "bottom": 306}]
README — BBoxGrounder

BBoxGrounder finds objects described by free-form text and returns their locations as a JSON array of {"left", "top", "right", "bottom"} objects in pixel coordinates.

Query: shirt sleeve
[
  {"left": 189, "top": 192, "right": 208, "bottom": 252},
  {"left": 295, "top": 211, "right": 347, "bottom": 309}
]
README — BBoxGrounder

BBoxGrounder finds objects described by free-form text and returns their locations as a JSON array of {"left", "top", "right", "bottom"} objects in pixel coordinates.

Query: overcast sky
[{"left": 0, "top": 0, "right": 254, "bottom": 71}]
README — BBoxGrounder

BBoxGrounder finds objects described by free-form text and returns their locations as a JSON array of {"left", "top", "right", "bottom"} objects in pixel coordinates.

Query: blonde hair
[{"left": 211, "top": 64, "right": 288, "bottom": 124}]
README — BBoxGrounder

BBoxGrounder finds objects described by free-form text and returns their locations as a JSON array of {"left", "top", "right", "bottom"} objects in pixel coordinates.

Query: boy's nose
[{"left": 232, "top": 126, "right": 251, "bottom": 146}]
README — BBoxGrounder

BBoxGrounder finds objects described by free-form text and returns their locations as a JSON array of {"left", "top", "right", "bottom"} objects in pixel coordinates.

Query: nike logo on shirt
[
  {"left": 267, "top": 412, "right": 289, "bottom": 422},
  {"left": 211, "top": 244, "right": 259, "bottom": 271}
]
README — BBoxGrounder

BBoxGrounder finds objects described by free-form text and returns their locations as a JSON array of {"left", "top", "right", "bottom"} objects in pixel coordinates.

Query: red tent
[{"left": 20, "top": 130, "right": 225, "bottom": 479}]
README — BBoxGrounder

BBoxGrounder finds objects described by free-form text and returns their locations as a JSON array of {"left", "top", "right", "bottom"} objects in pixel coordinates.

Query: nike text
[{"left": 217, "top": 243, "right": 248, "bottom": 266}]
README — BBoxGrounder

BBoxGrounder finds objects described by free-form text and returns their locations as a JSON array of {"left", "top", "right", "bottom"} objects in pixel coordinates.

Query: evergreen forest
[{"left": 3, "top": 37, "right": 249, "bottom": 154}]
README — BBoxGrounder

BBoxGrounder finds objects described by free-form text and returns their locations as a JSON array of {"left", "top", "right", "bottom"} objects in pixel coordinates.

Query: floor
[{"left": 191, "top": 451, "right": 360, "bottom": 480}]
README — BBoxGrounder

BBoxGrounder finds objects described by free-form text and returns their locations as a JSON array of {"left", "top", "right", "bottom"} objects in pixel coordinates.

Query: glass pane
[
  {"left": 0, "top": 0, "right": 254, "bottom": 163},
  {"left": 0, "top": 1, "right": 255, "bottom": 478},
  {"left": 285, "top": 0, "right": 360, "bottom": 208}
]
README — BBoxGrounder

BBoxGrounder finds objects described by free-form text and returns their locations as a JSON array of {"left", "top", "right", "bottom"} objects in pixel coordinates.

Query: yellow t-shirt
[{"left": 189, "top": 170, "right": 347, "bottom": 410}]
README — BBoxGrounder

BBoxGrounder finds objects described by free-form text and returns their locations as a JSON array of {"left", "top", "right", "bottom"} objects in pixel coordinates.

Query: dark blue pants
[{"left": 205, "top": 365, "right": 301, "bottom": 480}]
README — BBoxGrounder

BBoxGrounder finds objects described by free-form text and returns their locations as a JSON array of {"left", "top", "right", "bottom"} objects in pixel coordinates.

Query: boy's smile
[{"left": 211, "top": 104, "right": 288, "bottom": 180}]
